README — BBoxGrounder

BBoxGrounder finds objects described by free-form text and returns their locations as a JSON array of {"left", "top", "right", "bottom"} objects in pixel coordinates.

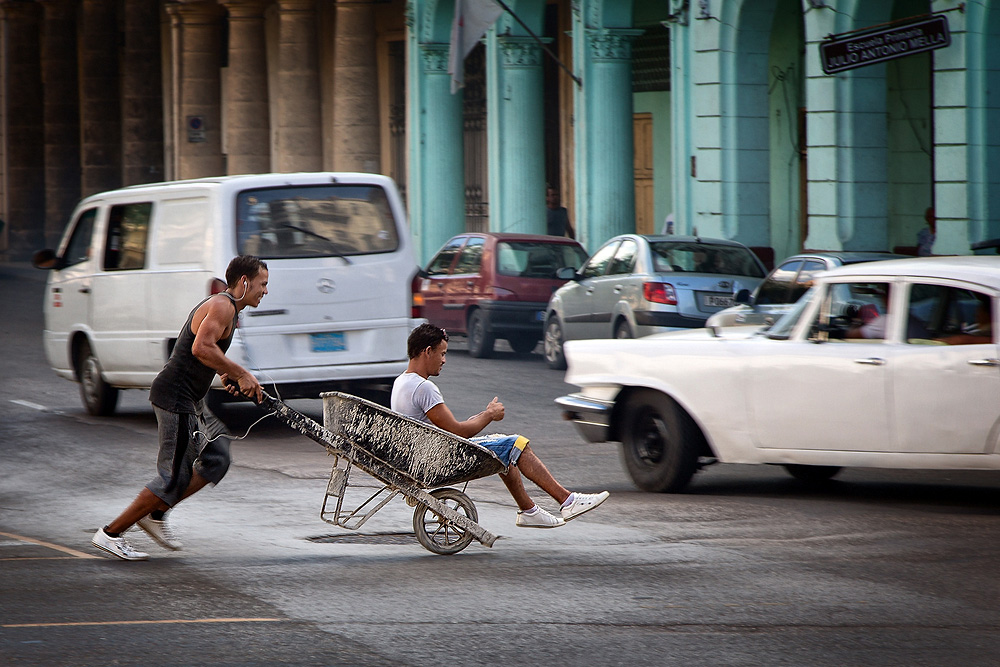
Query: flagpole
[{"left": 493, "top": 0, "right": 582, "bottom": 87}]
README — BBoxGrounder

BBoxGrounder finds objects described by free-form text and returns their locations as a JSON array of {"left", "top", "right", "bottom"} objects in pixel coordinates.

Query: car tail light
[
  {"left": 411, "top": 275, "right": 424, "bottom": 318},
  {"left": 208, "top": 277, "right": 227, "bottom": 295},
  {"left": 643, "top": 282, "right": 677, "bottom": 305}
]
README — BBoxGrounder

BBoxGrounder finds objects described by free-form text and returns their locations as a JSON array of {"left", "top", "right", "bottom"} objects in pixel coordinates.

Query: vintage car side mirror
[
  {"left": 555, "top": 266, "right": 578, "bottom": 281},
  {"left": 734, "top": 288, "right": 752, "bottom": 305},
  {"left": 32, "top": 248, "right": 61, "bottom": 270}
]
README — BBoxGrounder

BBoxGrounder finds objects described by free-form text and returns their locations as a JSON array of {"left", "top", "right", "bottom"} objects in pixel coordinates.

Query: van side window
[
  {"left": 62, "top": 208, "right": 98, "bottom": 268},
  {"left": 104, "top": 202, "right": 153, "bottom": 271}
]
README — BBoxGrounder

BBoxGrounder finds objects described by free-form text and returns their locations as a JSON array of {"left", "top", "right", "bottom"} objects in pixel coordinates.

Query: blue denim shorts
[{"left": 470, "top": 434, "right": 528, "bottom": 468}]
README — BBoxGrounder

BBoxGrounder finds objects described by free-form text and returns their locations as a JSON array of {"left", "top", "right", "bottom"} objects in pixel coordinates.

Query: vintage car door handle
[
  {"left": 968, "top": 358, "right": 1000, "bottom": 367},
  {"left": 78, "top": 287, "right": 91, "bottom": 294},
  {"left": 854, "top": 357, "right": 885, "bottom": 366},
  {"left": 613, "top": 285, "right": 623, "bottom": 293},
  {"left": 466, "top": 281, "right": 475, "bottom": 287}
]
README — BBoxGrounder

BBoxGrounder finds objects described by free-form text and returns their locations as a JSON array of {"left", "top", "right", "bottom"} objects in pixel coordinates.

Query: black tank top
[{"left": 149, "top": 293, "right": 239, "bottom": 413}]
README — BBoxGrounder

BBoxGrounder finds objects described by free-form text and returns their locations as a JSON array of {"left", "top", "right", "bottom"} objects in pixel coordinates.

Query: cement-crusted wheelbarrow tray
[{"left": 247, "top": 388, "right": 504, "bottom": 554}]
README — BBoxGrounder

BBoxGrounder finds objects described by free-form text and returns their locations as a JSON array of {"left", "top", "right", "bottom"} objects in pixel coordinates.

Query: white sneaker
[
  {"left": 561, "top": 491, "right": 610, "bottom": 521},
  {"left": 92, "top": 528, "right": 149, "bottom": 561},
  {"left": 137, "top": 516, "right": 183, "bottom": 551},
  {"left": 515, "top": 507, "right": 565, "bottom": 528}
]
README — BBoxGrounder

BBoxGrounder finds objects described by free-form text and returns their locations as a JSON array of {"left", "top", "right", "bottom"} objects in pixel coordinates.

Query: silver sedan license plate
[{"left": 702, "top": 294, "right": 734, "bottom": 308}]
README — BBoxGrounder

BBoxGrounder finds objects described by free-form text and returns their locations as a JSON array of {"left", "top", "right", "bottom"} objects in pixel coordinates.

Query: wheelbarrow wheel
[{"left": 413, "top": 488, "right": 478, "bottom": 555}]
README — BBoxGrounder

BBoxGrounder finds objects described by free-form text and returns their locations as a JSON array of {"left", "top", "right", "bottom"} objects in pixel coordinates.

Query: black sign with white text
[{"left": 820, "top": 15, "right": 950, "bottom": 74}]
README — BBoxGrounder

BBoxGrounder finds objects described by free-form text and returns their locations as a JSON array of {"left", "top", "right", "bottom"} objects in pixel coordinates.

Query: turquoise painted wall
[{"left": 767, "top": 0, "right": 804, "bottom": 262}]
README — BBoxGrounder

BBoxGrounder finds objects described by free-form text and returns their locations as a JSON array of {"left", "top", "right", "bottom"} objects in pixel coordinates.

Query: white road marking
[{"left": 10, "top": 399, "right": 48, "bottom": 411}]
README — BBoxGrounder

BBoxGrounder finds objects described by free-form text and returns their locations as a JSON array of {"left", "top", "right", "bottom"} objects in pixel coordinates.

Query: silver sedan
[{"left": 543, "top": 234, "right": 766, "bottom": 369}]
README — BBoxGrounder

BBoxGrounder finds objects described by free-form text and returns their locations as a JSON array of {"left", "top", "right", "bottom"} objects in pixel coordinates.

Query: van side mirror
[
  {"left": 32, "top": 248, "right": 61, "bottom": 270},
  {"left": 556, "top": 266, "right": 577, "bottom": 281},
  {"left": 734, "top": 288, "right": 752, "bottom": 305}
]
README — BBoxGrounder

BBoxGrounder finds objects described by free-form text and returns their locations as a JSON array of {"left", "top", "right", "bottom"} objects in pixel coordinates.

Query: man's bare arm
[
  {"left": 191, "top": 296, "right": 262, "bottom": 402},
  {"left": 426, "top": 397, "right": 504, "bottom": 438}
]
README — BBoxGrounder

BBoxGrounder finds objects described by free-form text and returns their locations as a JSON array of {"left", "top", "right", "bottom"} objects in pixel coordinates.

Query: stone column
[
  {"left": 0, "top": 0, "right": 44, "bottom": 258},
  {"left": 332, "top": 0, "right": 379, "bottom": 172},
  {"left": 78, "top": 0, "right": 121, "bottom": 196},
  {"left": 39, "top": 0, "right": 80, "bottom": 248},
  {"left": 221, "top": 0, "right": 270, "bottom": 175},
  {"left": 573, "top": 27, "right": 642, "bottom": 249},
  {"left": 166, "top": 1, "right": 225, "bottom": 179},
  {"left": 487, "top": 35, "right": 546, "bottom": 234},
  {"left": 122, "top": 0, "right": 164, "bottom": 185},
  {"left": 274, "top": 0, "right": 322, "bottom": 172}
]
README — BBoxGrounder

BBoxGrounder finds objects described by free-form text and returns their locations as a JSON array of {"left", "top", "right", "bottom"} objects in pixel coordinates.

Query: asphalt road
[{"left": 3, "top": 261, "right": 1000, "bottom": 666}]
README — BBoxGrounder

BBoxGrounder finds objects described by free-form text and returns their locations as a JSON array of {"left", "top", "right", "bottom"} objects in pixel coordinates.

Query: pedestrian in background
[{"left": 546, "top": 186, "right": 574, "bottom": 238}]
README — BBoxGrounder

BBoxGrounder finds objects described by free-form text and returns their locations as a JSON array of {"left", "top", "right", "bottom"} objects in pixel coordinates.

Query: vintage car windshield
[
  {"left": 649, "top": 241, "right": 765, "bottom": 278},
  {"left": 766, "top": 286, "right": 815, "bottom": 339},
  {"left": 235, "top": 184, "right": 399, "bottom": 259}
]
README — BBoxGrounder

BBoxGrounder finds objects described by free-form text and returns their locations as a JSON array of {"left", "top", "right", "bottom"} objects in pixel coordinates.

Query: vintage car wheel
[
  {"left": 544, "top": 317, "right": 567, "bottom": 370},
  {"left": 78, "top": 340, "right": 119, "bottom": 416},
  {"left": 413, "top": 487, "right": 478, "bottom": 555},
  {"left": 783, "top": 464, "right": 842, "bottom": 484},
  {"left": 621, "top": 390, "right": 699, "bottom": 493},
  {"left": 467, "top": 310, "right": 495, "bottom": 359},
  {"left": 507, "top": 334, "right": 539, "bottom": 354}
]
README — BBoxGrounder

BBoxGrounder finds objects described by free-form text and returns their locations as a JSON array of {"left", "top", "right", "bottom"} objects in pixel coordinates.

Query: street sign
[
  {"left": 820, "top": 15, "right": 950, "bottom": 75},
  {"left": 187, "top": 115, "right": 206, "bottom": 143}
]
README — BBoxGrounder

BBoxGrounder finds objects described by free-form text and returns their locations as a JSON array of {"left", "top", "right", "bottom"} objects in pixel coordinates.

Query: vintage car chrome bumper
[{"left": 555, "top": 393, "right": 614, "bottom": 442}]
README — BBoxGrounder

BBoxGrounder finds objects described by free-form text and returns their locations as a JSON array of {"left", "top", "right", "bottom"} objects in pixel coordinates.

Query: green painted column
[
  {"left": 408, "top": 42, "right": 465, "bottom": 263},
  {"left": 486, "top": 34, "right": 546, "bottom": 234},
  {"left": 573, "top": 26, "right": 643, "bottom": 250}
]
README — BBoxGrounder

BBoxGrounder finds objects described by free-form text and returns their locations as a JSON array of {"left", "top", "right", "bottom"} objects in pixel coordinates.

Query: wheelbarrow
[{"left": 233, "top": 386, "right": 505, "bottom": 555}]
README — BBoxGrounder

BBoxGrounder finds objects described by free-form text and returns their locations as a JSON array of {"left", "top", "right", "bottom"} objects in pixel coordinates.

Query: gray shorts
[{"left": 146, "top": 402, "right": 231, "bottom": 507}]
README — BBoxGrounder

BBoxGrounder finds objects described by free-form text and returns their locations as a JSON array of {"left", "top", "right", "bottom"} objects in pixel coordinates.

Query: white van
[{"left": 33, "top": 172, "right": 423, "bottom": 416}]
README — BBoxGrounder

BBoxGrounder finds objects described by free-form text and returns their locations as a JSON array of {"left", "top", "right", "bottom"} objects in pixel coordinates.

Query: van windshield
[{"left": 236, "top": 184, "right": 399, "bottom": 259}]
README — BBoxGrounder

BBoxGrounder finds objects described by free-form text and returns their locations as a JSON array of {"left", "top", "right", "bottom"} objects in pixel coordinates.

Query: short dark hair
[
  {"left": 407, "top": 323, "right": 448, "bottom": 359},
  {"left": 225, "top": 255, "right": 267, "bottom": 288}
]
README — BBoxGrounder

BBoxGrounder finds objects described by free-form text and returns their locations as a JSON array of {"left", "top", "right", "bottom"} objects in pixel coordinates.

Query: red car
[{"left": 414, "top": 232, "right": 589, "bottom": 358}]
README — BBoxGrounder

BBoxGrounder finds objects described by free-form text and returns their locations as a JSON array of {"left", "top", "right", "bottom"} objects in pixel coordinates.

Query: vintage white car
[{"left": 556, "top": 256, "right": 1000, "bottom": 492}]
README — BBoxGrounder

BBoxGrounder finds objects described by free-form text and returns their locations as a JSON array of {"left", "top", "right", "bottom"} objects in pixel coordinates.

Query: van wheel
[
  {"left": 78, "top": 341, "right": 119, "bottom": 416},
  {"left": 467, "top": 311, "right": 495, "bottom": 359}
]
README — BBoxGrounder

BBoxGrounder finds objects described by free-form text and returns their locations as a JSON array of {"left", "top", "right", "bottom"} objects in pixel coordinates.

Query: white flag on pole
[{"left": 448, "top": 0, "right": 503, "bottom": 94}]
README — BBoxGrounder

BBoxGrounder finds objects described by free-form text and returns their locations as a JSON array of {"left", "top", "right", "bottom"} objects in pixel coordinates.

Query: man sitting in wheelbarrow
[{"left": 392, "top": 323, "right": 609, "bottom": 528}]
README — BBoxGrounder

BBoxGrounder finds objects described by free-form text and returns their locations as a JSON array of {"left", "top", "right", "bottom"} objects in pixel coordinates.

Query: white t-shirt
[{"left": 391, "top": 372, "right": 444, "bottom": 424}]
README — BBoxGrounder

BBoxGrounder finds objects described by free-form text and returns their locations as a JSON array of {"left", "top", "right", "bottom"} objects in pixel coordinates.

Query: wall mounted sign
[
  {"left": 820, "top": 15, "right": 950, "bottom": 75},
  {"left": 187, "top": 115, "right": 206, "bottom": 143}
]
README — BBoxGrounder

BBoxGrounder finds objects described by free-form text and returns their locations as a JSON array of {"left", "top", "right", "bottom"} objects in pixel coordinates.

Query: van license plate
[{"left": 310, "top": 332, "right": 347, "bottom": 352}]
